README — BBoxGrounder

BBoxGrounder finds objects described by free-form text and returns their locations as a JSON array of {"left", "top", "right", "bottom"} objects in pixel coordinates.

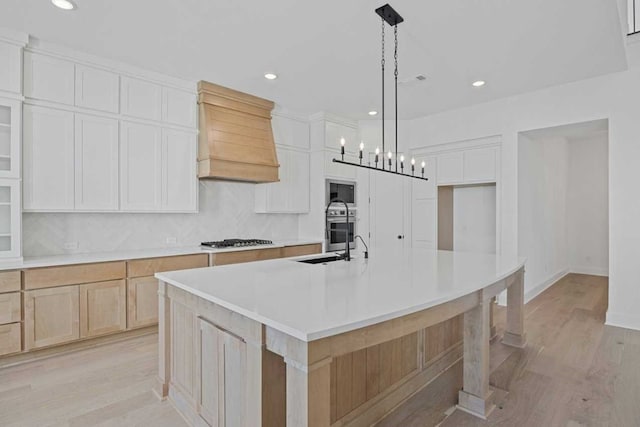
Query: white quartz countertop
[
  {"left": 156, "top": 248, "right": 525, "bottom": 342},
  {"left": 0, "top": 239, "right": 322, "bottom": 271}
]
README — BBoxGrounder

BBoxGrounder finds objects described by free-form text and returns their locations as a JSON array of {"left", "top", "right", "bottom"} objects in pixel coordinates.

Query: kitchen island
[{"left": 155, "top": 248, "right": 526, "bottom": 426}]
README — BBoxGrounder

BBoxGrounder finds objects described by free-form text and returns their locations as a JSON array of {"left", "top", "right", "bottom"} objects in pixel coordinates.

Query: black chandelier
[{"left": 333, "top": 4, "right": 428, "bottom": 181}]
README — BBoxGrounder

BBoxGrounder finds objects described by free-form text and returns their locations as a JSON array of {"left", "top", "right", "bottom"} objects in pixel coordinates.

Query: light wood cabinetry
[
  {"left": 0, "top": 323, "right": 20, "bottom": 356},
  {"left": 127, "top": 276, "right": 160, "bottom": 329},
  {"left": 24, "top": 285, "right": 80, "bottom": 350},
  {"left": 74, "top": 113, "right": 119, "bottom": 210},
  {"left": 0, "top": 292, "right": 20, "bottom": 324},
  {"left": 74, "top": 65, "right": 119, "bottom": 113},
  {"left": 79, "top": 279, "right": 126, "bottom": 338},
  {"left": 199, "top": 318, "right": 247, "bottom": 427},
  {"left": 23, "top": 261, "right": 126, "bottom": 290},
  {"left": 211, "top": 247, "right": 283, "bottom": 266},
  {"left": 127, "top": 254, "right": 208, "bottom": 278},
  {"left": 0, "top": 270, "right": 20, "bottom": 293},
  {"left": 281, "top": 243, "right": 322, "bottom": 258},
  {"left": 24, "top": 52, "right": 75, "bottom": 105},
  {"left": 23, "top": 105, "right": 75, "bottom": 210}
]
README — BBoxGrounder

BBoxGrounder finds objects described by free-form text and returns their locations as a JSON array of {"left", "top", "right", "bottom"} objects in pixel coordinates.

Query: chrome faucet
[{"left": 325, "top": 198, "right": 351, "bottom": 261}]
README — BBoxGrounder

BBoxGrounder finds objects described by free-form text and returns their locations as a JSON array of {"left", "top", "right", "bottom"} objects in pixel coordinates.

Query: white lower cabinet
[
  {"left": 255, "top": 146, "right": 309, "bottom": 213},
  {"left": 120, "top": 122, "right": 162, "bottom": 211},
  {"left": 75, "top": 114, "right": 119, "bottom": 210},
  {"left": 23, "top": 105, "right": 75, "bottom": 210},
  {"left": 199, "top": 318, "right": 246, "bottom": 427}
]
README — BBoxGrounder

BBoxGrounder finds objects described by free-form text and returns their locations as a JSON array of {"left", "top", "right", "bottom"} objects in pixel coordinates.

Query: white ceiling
[{"left": 0, "top": 0, "right": 628, "bottom": 119}]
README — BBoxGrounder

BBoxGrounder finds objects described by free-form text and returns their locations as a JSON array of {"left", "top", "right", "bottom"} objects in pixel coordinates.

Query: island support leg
[
  {"left": 457, "top": 300, "right": 495, "bottom": 419},
  {"left": 489, "top": 296, "right": 497, "bottom": 341},
  {"left": 285, "top": 357, "right": 332, "bottom": 427},
  {"left": 502, "top": 270, "right": 527, "bottom": 348},
  {"left": 154, "top": 280, "right": 171, "bottom": 400}
]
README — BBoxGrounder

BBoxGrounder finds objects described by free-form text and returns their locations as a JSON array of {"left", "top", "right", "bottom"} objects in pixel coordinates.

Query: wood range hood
[{"left": 197, "top": 81, "right": 279, "bottom": 183}]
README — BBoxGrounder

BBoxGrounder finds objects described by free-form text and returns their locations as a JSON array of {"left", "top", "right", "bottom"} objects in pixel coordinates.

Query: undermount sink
[{"left": 296, "top": 255, "right": 344, "bottom": 265}]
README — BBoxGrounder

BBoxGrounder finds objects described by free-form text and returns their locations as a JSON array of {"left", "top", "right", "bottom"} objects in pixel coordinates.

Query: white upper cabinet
[
  {"left": 325, "top": 121, "right": 357, "bottom": 152},
  {"left": 0, "top": 41, "right": 22, "bottom": 94},
  {"left": 75, "top": 65, "right": 119, "bottom": 113},
  {"left": 162, "top": 129, "right": 196, "bottom": 211},
  {"left": 463, "top": 147, "right": 497, "bottom": 183},
  {"left": 0, "top": 179, "right": 21, "bottom": 259},
  {"left": 120, "top": 77, "right": 162, "bottom": 121},
  {"left": 24, "top": 52, "right": 75, "bottom": 105},
  {"left": 272, "top": 115, "right": 310, "bottom": 150},
  {"left": 0, "top": 98, "right": 21, "bottom": 178},
  {"left": 120, "top": 122, "right": 162, "bottom": 211},
  {"left": 162, "top": 87, "right": 196, "bottom": 128},
  {"left": 436, "top": 152, "right": 464, "bottom": 185},
  {"left": 255, "top": 146, "right": 309, "bottom": 213},
  {"left": 23, "top": 105, "right": 75, "bottom": 210},
  {"left": 74, "top": 114, "right": 119, "bottom": 210}
]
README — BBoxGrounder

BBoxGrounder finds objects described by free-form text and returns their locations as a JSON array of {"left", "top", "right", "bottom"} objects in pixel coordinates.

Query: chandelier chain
[{"left": 394, "top": 25, "right": 398, "bottom": 78}]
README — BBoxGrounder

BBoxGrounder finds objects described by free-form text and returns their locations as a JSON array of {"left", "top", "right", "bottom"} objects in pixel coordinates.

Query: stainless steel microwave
[{"left": 326, "top": 179, "right": 356, "bottom": 207}]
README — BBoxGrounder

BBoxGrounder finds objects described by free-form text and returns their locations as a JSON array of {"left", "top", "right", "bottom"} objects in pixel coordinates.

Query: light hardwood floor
[{"left": 0, "top": 273, "right": 637, "bottom": 427}]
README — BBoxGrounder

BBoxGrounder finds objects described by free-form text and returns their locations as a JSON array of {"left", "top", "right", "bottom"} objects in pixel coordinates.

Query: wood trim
[
  {"left": 127, "top": 254, "right": 208, "bottom": 278},
  {"left": 0, "top": 270, "right": 20, "bottom": 293},
  {"left": 210, "top": 247, "right": 283, "bottom": 266},
  {"left": 281, "top": 244, "right": 322, "bottom": 258},
  {"left": 23, "top": 261, "right": 126, "bottom": 290},
  {"left": 0, "top": 292, "right": 21, "bottom": 324},
  {"left": 197, "top": 81, "right": 274, "bottom": 114}
]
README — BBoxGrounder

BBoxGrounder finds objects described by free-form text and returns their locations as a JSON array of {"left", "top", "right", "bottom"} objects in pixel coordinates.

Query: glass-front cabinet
[
  {"left": 0, "top": 179, "right": 20, "bottom": 260},
  {"left": 0, "top": 98, "right": 20, "bottom": 178}
]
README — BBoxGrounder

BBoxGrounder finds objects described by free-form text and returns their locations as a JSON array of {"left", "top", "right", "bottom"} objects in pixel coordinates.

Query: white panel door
[
  {"left": 371, "top": 173, "right": 408, "bottom": 249},
  {"left": 0, "top": 42, "right": 22, "bottom": 94},
  {"left": 120, "top": 122, "right": 161, "bottom": 211},
  {"left": 23, "top": 105, "right": 75, "bottom": 210},
  {"left": 74, "top": 114, "right": 119, "bottom": 210},
  {"left": 162, "top": 87, "right": 196, "bottom": 127},
  {"left": 75, "top": 65, "right": 119, "bottom": 113},
  {"left": 120, "top": 77, "right": 161, "bottom": 121},
  {"left": 162, "top": 129, "right": 196, "bottom": 211},
  {"left": 436, "top": 152, "right": 464, "bottom": 185},
  {"left": 463, "top": 147, "right": 497, "bottom": 183},
  {"left": 24, "top": 52, "right": 75, "bottom": 105}
]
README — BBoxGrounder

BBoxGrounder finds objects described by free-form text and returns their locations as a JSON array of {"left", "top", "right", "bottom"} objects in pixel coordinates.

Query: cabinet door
[
  {"left": 0, "top": 98, "right": 22, "bottom": 178},
  {"left": 23, "top": 105, "right": 75, "bottom": 210},
  {"left": 24, "top": 286, "right": 80, "bottom": 350},
  {"left": 288, "top": 149, "right": 310, "bottom": 213},
  {"left": 436, "top": 152, "right": 464, "bottom": 185},
  {"left": 0, "top": 179, "right": 21, "bottom": 259},
  {"left": 75, "top": 114, "right": 119, "bottom": 210},
  {"left": 0, "top": 292, "right": 20, "bottom": 324},
  {"left": 162, "top": 87, "right": 196, "bottom": 127},
  {"left": 162, "top": 129, "right": 196, "bottom": 211},
  {"left": 0, "top": 41, "right": 22, "bottom": 94},
  {"left": 120, "top": 77, "right": 161, "bottom": 121},
  {"left": 75, "top": 65, "right": 119, "bottom": 113},
  {"left": 127, "top": 276, "right": 159, "bottom": 329},
  {"left": 199, "top": 319, "right": 247, "bottom": 427},
  {"left": 463, "top": 147, "right": 497, "bottom": 183},
  {"left": 79, "top": 280, "right": 126, "bottom": 338},
  {"left": 120, "top": 122, "right": 162, "bottom": 211},
  {"left": 24, "top": 52, "right": 75, "bottom": 105}
]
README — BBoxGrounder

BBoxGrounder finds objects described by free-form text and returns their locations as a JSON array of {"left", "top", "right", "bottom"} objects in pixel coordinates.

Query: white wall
[
  {"left": 404, "top": 43, "right": 640, "bottom": 330},
  {"left": 23, "top": 180, "right": 299, "bottom": 256},
  {"left": 518, "top": 134, "right": 570, "bottom": 297},
  {"left": 567, "top": 133, "right": 609, "bottom": 275},
  {"left": 453, "top": 185, "right": 497, "bottom": 254}
]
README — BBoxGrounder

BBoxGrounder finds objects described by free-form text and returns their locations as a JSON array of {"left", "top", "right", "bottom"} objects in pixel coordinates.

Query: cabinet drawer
[
  {"left": 281, "top": 244, "right": 322, "bottom": 258},
  {"left": 127, "top": 254, "right": 209, "bottom": 278},
  {"left": 23, "top": 262, "right": 126, "bottom": 290},
  {"left": 0, "top": 270, "right": 20, "bottom": 293},
  {"left": 127, "top": 276, "right": 159, "bottom": 329},
  {"left": 0, "top": 292, "right": 20, "bottom": 324},
  {"left": 211, "top": 248, "right": 282, "bottom": 266},
  {"left": 0, "top": 323, "right": 21, "bottom": 356}
]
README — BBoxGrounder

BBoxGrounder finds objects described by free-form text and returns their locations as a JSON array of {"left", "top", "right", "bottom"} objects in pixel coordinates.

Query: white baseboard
[
  {"left": 605, "top": 311, "right": 640, "bottom": 331},
  {"left": 569, "top": 266, "right": 608, "bottom": 277},
  {"left": 524, "top": 269, "right": 570, "bottom": 304}
]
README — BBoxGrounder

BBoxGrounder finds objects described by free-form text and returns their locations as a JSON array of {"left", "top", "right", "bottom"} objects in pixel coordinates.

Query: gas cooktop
[{"left": 201, "top": 239, "right": 273, "bottom": 248}]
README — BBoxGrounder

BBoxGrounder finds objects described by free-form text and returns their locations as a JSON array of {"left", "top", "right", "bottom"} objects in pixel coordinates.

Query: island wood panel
[
  {"left": 0, "top": 323, "right": 21, "bottom": 356},
  {"left": 23, "top": 261, "right": 126, "bottom": 290},
  {"left": 79, "top": 279, "right": 127, "bottom": 338},
  {"left": 0, "top": 292, "right": 21, "bottom": 324},
  {"left": 127, "top": 254, "right": 208, "bottom": 278},
  {"left": 0, "top": 270, "right": 20, "bottom": 293},
  {"left": 424, "top": 314, "right": 463, "bottom": 365},
  {"left": 211, "top": 247, "right": 282, "bottom": 266},
  {"left": 330, "top": 332, "right": 420, "bottom": 423},
  {"left": 281, "top": 244, "right": 322, "bottom": 258}
]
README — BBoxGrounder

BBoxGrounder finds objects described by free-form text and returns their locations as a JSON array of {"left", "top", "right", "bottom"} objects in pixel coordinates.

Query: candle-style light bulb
[
  {"left": 400, "top": 155, "right": 405, "bottom": 173},
  {"left": 340, "top": 137, "right": 345, "bottom": 160},
  {"left": 411, "top": 157, "right": 416, "bottom": 175},
  {"left": 387, "top": 150, "right": 393, "bottom": 169},
  {"left": 340, "top": 137, "right": 346, "bottom": 147},
  {"left": 359, "top": 141, "right": 364, "bottom": 164},
  {"left": 374, "top": 147, "right": 380, "bottom": 168},
  {"left": 421, "top": 160, "right": 426, "bottom": 178}
]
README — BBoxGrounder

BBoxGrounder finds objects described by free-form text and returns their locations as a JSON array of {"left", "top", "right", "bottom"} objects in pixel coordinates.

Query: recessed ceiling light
[
  {"left": 51, "top": 0, "right": 76, "bottom": 10},
  {"left": 264, "top": 73, "right": 278, "bottom": 80},
  {"left": 368, "top": 111, "right": 378, "bottom": 116},
  {"left": 472, "top": 80, "right": 486, "bottom": 87}
]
